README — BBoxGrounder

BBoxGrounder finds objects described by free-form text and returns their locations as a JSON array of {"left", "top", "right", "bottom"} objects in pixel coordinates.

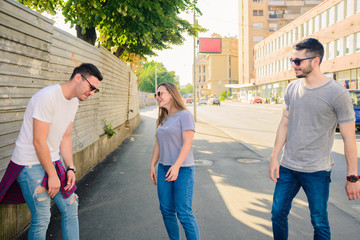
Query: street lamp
[{"left": 193, "top": 4, "right": 197, "bottom": 122}]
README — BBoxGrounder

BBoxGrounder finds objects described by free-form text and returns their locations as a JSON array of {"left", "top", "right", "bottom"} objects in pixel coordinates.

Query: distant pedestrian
[
  {"left": 0, "top": 63, "right": 103, "bottom": 240},
  {"left": 269, "top": 38, "right": 360, "bottom": 240},
  {"left": 150, "top": 82, "right": 200, "bottom": 240}
]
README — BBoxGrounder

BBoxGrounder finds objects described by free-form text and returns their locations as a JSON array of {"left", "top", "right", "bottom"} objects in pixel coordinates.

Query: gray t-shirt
[
  {"left": 281, "top": 79, "right": 355, "bottom": 172},
  {"left": 157, "top": 110, "right": 195, "bottom": 166}
]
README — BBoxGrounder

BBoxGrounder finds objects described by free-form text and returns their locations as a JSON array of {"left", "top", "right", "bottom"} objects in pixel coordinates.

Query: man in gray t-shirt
[{"left": 269, "top": 38, "right": 360, "bottom": 240}]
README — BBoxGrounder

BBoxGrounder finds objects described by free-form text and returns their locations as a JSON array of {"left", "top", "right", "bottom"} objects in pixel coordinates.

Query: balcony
[
  {"left": 268, "top": 0, "right": 285, "bottom": 6},
  {"left": 305, "top": 0, "right": 322, "bottom": 5},
  {"left": 283, "top": 13, "right": 301, "bottom": 20},
  {"left": 268, "top": 14, "right": 284, "bottom": 21}
]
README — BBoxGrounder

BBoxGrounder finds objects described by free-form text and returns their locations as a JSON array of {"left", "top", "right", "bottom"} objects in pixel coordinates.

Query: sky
[{"left": 49, "top": 0, "right": 238, "bottom": 85}]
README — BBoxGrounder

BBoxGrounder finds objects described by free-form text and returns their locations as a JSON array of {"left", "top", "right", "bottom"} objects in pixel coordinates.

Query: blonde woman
[{"left": 150, "top": 82, "right": 200, "bottom": 240}]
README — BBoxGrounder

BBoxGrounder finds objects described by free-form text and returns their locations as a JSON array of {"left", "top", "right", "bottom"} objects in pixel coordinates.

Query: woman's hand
[
  {"left": 165, "top": 165, "right": 180, "bottom": 182},
  {"left": 150, "top": 165, "right": 157, "bottom": 185}
]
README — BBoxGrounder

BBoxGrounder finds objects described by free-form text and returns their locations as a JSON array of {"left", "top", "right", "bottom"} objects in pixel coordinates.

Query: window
[
  {"left": 199, "top": 66, "right": 201, "bottom": 73},
  {"left": 308, "top": 18, "right": 314, "bottom": 35},
  {"left": 314, "top": 15, "right": 320, "bottom": 33},
  {"left": 328, "top": 41, "right": 335, "bottom": 59},
  {"left": 336, "top": 1, "right": 344, "bottom": 22},
  {"left": 253, "top": 10, "right": 264, "bottom": 16},
  {"left": 328, "top": 6, "right": 335, "bottom": 26},
  {"left": 253, "top": 36, "right": 264, "bottom": 42},
  {"left": 346, "top": 0, "right": 354, "bottom": 18},
  {"left": 253, "top": 0, "right": 263, "bottom": 2},
  {"left": 356, "top": 32, "right": 360, "bottom": 52},
  {"left": 336, "top": 38, "right": 344, "bottom": 57},
  {"left": 323, "top": 43, "right": 327, "bottom": 61},
  {"left": 320, "top": 11, "right": 327, "bottom": 30},
  {"left": 345, "top": 35, "right": 354, "bottom": 54},
  {"left": 357, "top": 0, "right": 360, "bottom": 13},
  {"left": 303, "top": 21, "right": 308, "bottom": 37},
  {"left": 203, "top": 66, "right": 205, "bottom": 73},
  {"left": 269, "top": 23, "right": 278, "bottom": 32},
  {"left": 253, "top": 23, "right": 264, "bottom": 29}
]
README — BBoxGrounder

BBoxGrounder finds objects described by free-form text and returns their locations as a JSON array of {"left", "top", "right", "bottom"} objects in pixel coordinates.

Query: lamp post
[{"left": 193, "top": 4, "right": 197, "bottom": 122}]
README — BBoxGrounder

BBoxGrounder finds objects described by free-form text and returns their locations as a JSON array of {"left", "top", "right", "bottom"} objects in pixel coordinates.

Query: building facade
[
  {"left": 238, "top": 0, "right": 324, "bottom": 87},
  {"left": 253, "top": 0, "right": 360, "bottom": 101},
  {"left": 195, "top": 35, "right": 239, "bottom": 98}
]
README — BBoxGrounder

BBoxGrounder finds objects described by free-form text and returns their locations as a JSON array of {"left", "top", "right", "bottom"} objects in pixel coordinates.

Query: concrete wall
[{"left": 0, "top": 0, "right": 140, "bottom": 239}]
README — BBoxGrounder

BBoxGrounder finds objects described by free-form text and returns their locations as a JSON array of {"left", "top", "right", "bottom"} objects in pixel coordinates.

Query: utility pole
[
  {"left": 155, "top": 63, "right": 157, "bottom": 91},
  {"left": 193, "top": 4, "right": 197, "bottom": 122}
]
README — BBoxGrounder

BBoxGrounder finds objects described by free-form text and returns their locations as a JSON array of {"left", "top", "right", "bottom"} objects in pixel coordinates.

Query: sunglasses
[
  {"left": 154, "top": 90, "right": 168, "bottom": 98},
  {"left": 81, "top": 75, "right": 100, "bottom": 93},
  {"left": 289, "top": 57, "right": 315, "bottom": 66}
]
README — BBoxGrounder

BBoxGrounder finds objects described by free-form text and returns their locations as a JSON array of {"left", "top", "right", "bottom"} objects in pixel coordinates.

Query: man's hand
[
  {"left": 65, "top": 170, "right": 76, "bottom": 191},
  {"left": 345, "top": 181, "right": 360, "bottom": 200},
  {"left": 269, "top": 155, "right": 280, "bottom": 182},
  {"left": 165, "top": 165, "right": 180, "bottom": 182},
  {"left": 48, "top": 175, "right": 61, "bottom": 198},
  {"left": 150, "top": 165, "right": 157, "bottom": 185}
]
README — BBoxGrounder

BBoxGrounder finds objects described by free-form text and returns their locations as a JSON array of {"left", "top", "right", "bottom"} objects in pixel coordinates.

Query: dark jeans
[{"left": 271, "top": 166, "right": 331, "bottom": 240}]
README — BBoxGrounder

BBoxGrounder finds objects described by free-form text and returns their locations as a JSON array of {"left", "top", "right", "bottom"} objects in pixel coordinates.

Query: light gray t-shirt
[
  {"left": 281, "top": 79, "right": 355, "bottom": 172},
  {"left": 157, "top": 110, "right": 195, "bottom": 166}
]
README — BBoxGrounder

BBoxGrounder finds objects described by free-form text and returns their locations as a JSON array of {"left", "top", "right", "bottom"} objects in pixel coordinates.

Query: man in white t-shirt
[{"left": 0, "top": 63, "right": 102, "bottom": 240}]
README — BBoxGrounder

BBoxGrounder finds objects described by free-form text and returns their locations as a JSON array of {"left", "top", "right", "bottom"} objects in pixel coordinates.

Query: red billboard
[{"left": 199, "top": 38, "right": 222, "bottom": 53}]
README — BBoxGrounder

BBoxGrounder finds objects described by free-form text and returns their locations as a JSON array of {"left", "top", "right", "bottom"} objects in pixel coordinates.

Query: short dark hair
[
  {"left": 70, "top": 63, "right": 103, "bottom": 81},
  {"left": 294, "top": 38, "right": 324, "bottom": 64}
]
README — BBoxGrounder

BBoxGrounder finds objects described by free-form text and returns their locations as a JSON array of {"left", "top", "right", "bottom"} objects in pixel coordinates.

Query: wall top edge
[{"left": 5, "top": 0, "right": 54, "bottom": 24}]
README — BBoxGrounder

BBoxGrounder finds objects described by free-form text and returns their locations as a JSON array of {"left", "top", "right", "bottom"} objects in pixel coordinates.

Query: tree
[
  {"left": 18, "top": 0, "right": 205, "bottom": 59},
  {"left": 179, "top": 84, "right": 193, "bottom": 96},
  {"left": 137, "top": 61, "right": 178, "bottom": 93}
]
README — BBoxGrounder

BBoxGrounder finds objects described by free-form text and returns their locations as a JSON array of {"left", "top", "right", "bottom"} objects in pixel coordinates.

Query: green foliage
[
  {"left": 19, "top": 0, "right": 206, "bottom": 59},
  {"left": 103, "top": 120, "right": 116, "bottom": 137},
  {"left": 137, "top": 61, "right": 179, "bottom": 92},
  {"left": 220, "top": 91, "right": 226, "bottom": 101},
  {"left": 179, "top": 84, "right": 193, "bottom": 96}
]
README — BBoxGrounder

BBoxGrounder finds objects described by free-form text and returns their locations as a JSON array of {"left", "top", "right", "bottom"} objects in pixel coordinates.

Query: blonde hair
[{"left": 156, "top": 82, "right": 187, "bottom": 128}]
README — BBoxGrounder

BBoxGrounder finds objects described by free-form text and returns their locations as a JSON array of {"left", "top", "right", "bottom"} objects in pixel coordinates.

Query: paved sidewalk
[{"left": 17, "top": 106, "right": 360, "bottom": 239}]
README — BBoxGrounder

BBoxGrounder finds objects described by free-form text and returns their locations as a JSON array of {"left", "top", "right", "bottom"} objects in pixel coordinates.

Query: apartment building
[
  {"left": 238, "top": 0, "right": 323, "bottom": 87},
  {"left": 195, "top": 35, "right": 238, "bottom": 98},
  {"left": 253, "top": 0, "right": 360, "bottom": 101},
  {"left": 195, "top": 54, "right": 209, "bottom": 98}
]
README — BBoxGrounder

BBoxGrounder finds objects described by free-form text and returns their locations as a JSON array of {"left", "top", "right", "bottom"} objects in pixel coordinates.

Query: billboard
[{"left": 199, "top": 38, "right": 222, "bottom": 53}]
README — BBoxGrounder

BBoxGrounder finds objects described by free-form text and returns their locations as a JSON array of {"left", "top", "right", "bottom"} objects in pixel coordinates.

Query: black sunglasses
[
  {"left": 289, "top": 57, "right": 315, "bottom": 66},
  {"left": 81, "top": 75, "right": 100, "bottom": 93},
  {"left": 154, "top": 90, "right": 168, "bottom": 98}
]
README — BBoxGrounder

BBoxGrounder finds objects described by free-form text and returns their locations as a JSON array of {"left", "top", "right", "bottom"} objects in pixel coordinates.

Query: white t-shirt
[{"left": 11, "top": 84, "right": 79, "bottom": 166}]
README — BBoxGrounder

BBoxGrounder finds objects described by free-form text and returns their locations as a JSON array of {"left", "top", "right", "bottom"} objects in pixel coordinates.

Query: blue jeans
[
  {"left": 271, "top": 166, "right": 331, "bottom": 240},
  {"left": 157, "top": 164, "right": 200, "bottom": 240},
  {"left": 17, "top": 163, "right": 79, "bottom": 240}
]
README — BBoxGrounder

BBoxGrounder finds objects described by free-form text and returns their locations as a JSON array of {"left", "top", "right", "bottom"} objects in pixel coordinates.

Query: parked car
[
  {"left": 209, "top": 98, "right": 220, "bottom": 106},
  {"left": 198, "top": 98, "right": 207, "bottom": 105},
  {"left": 349, "top": 89, "right": 360, "bottom": 131},
  {"left": 250, "top": 96, "right": 263, "bottom": 104},
  {"left": 185, "top": 98, "right": 193, "bottom": 104}
]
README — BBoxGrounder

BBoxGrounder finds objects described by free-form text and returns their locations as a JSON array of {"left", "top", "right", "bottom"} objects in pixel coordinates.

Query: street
[
  {"left": 22, "top": 103, "right": 360, "bottom": 240},
  {"left": 191, "top": 101, "right": 360, "bottom": 222}
]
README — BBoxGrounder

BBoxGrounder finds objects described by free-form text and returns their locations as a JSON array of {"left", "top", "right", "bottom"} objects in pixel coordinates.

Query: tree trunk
[
  {"left": 76, "top": 25, "right": 97, "bottom": 45},
  {"left": 114, "top": 44, "right": 128, "bottom": 57}
]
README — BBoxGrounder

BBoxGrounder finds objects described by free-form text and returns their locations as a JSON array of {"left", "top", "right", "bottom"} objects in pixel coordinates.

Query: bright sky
[{"left": 49, "top": 0, "right": 238, "bottom": 85}]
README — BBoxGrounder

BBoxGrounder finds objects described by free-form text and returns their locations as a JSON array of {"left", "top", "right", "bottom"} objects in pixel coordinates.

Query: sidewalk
[
  {"left": 17, "top": 106, "right": 360, "bottom": 239},
  {"left": 18, "top": 106, "right": 264, "bottom": 239}
]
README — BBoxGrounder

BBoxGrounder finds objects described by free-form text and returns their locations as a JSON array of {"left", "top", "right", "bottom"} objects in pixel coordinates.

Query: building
[
  {"left": 252, "top": 0, "right": 360, "bottom": 101},
  {"left": 195, "top": 34, "right": 238, "bottom": 98},
  {"left": 238, "top": 0, "right": 324, "bottom": 88},
  {"left": 195, "top": 54, "right": 209, "bottom": 98}
]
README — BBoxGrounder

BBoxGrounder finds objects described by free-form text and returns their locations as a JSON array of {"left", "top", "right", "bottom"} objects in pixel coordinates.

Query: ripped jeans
[{"left": 17, "top": 163, "right": 79, "bottom": 240}]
